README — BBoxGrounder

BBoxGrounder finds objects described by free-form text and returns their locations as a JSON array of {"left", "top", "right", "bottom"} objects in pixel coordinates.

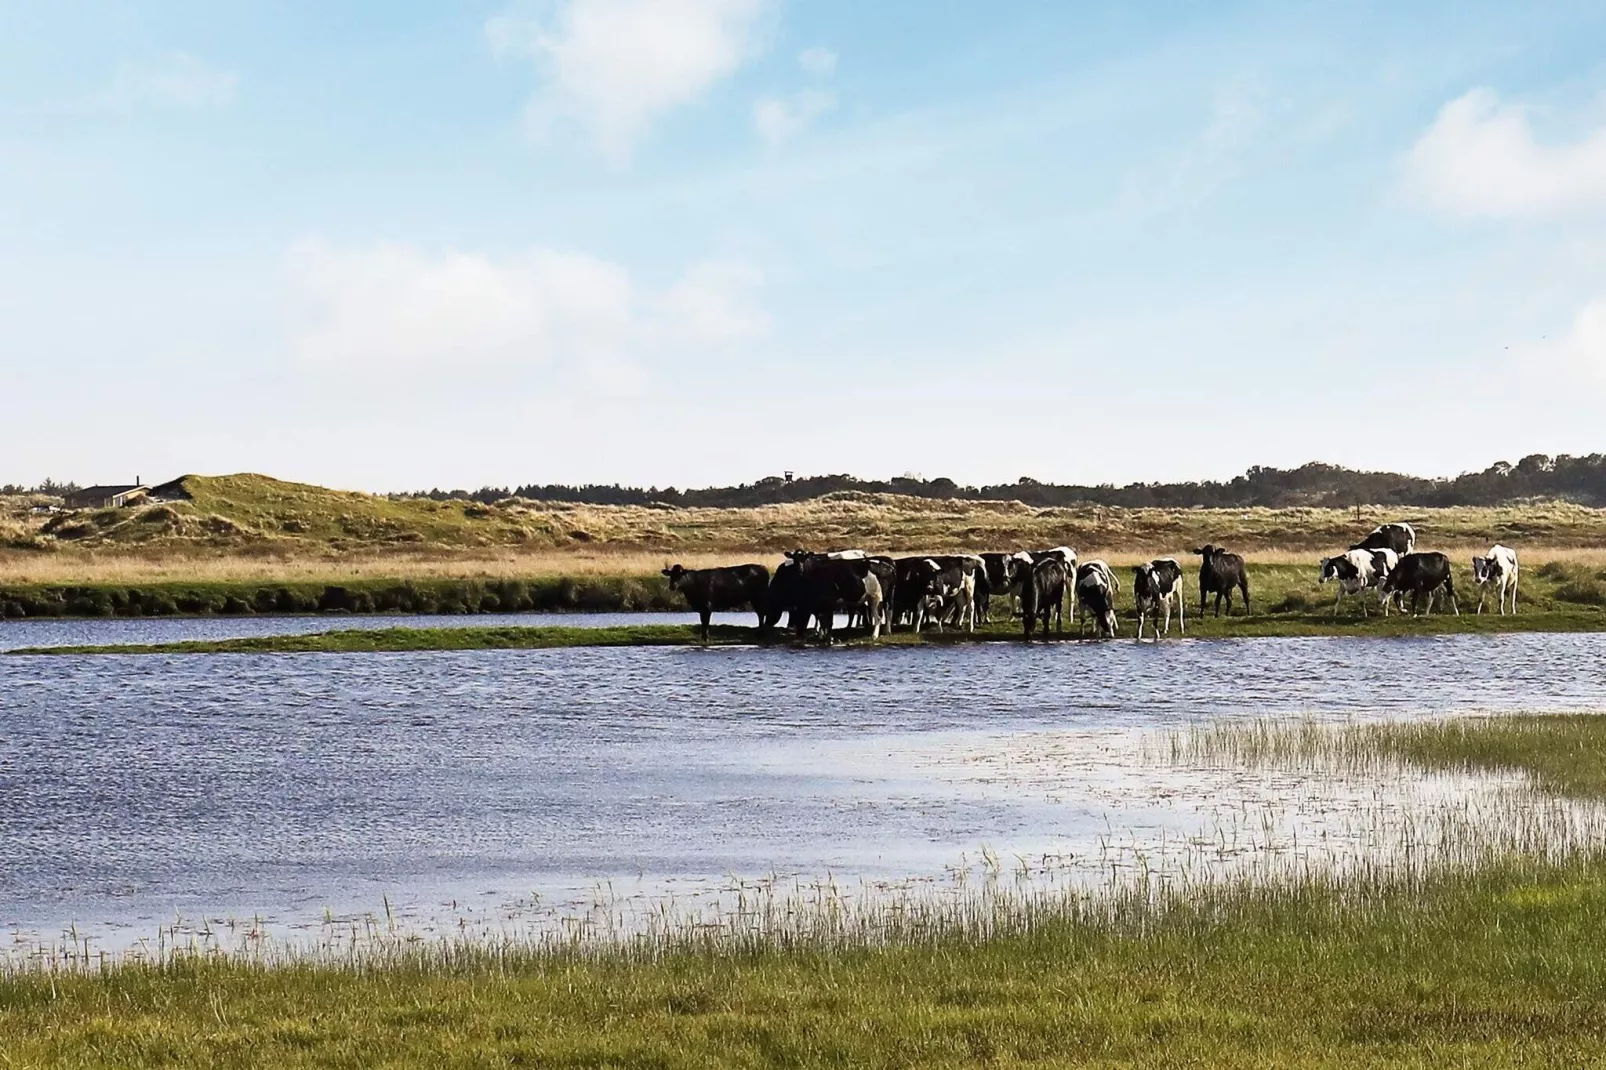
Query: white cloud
[
  {"left": 100, "top": 52, "right": 237, "bottom": 112},
  {"left": 1405, "top": 89, "right": 1606, "bottom": 219},
  {"left": 286, "top": 241, "right": 766, "bottom": 387},
  {"left": 798, "top": 47, "right": 837, "bottom": 77},
  {"left": 656, "top": 259, "right": 769, "bottom": 343},
  {"left": 1115, "top": 81, "right": 1265, "bottom": 216},
  {"left": 1556, "top": 296, "right": 1606, "bottom": 380},
  {"left": 753, "top": 89, "right": 834, "bottom": 147},
  {"left": 487, "top": 0, "right": 770, "bottom": 163}
]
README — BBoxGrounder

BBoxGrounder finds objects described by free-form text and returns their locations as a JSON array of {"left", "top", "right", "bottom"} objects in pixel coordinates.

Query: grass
[
  {"left": 8, "top": 472, "right": 1606, "bottom": 586},
  {"left": 10, "top": 715, "right": 1606, "bottom": 1065},
  {"left": 1177, "top": 713, "right": 1606, "bottom": 799}
]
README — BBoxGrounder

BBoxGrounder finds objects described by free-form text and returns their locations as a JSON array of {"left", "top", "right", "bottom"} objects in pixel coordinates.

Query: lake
[{"left": 3, "top": 631, "right": 1604, "bottom": 955}]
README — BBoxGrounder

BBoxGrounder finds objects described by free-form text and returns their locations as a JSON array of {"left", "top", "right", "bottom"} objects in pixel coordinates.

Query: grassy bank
[
  {"left": 6, "top": 557, "right": 1606, "bottom": 625},
  {"left": 0, "top": 574, "right": 680, "bottom": 620},
  {"left": 7, "top": 715, "right": 1606, "bottom": 1067}
]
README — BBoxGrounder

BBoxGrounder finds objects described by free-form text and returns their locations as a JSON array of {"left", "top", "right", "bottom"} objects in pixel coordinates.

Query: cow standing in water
[
  {"left": 1472, "top": 545, "right": 1519, "bottom": 615},
  {"left": 662, "top": 564, "right": 771, "bottom": 642},
  {"left": 1132, "top": 558, "right": 1184, "bottom": 639}
]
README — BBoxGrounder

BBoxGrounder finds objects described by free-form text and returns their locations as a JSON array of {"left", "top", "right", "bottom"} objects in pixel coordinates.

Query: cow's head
[
  {"left": 1471, "top": 556, "right": 1491, "bottom": 583},
  {"left": 1318, "top": 557, "right": 1336, "bottom": 583},
  {"left": 1191, "top": 545, "right": 1218, "bottom": 559},
  {"left": 661, "top": 564, "right": 687, "bottom": 587}
]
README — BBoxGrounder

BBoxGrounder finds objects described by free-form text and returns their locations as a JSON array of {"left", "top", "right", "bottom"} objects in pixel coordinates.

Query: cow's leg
[
  {"left": 701, "top": 609, "right": 712, "bottom": 644},
  {"left": 1177, "top": 593, "right": 1185, "bottom": 635},
  {"left": 1333, "top": 587, "right": 1343, "bottom": 617}
]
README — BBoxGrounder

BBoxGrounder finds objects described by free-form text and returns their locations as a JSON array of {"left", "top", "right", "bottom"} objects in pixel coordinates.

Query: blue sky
[{"left": 5, "top": 1, "right": 1606, "bottom": 491}]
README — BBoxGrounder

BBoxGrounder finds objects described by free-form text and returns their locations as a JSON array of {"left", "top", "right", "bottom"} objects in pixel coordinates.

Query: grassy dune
[
  {"left": 8, "top": 715, "right": 1606, "bottom": 1066},
  {"left": 6, "top": 473, "right": 1606, "bottom": 587}
]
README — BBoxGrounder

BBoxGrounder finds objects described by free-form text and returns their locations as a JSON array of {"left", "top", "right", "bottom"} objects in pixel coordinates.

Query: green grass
[{"left": 10, "top": 717, "right": 1606, "bottom": 1066}]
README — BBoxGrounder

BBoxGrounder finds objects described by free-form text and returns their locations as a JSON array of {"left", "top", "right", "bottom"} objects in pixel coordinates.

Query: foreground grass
[
  {"left": 9, "top": 715, "right": 1606, "bottom": 1066},
  {"left": 8, "top": 858, "right": 1606, "bottom": 1068}
]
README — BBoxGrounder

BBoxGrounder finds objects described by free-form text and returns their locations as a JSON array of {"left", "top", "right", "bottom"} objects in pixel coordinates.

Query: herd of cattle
[{"left": 661, "top": 522, "right": 1523, "bottom": 642}]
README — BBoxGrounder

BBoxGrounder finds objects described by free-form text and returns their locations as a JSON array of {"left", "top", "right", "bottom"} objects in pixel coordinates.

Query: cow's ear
[{"left": 661, "top": 568, "right": 673, "bottom": 577}]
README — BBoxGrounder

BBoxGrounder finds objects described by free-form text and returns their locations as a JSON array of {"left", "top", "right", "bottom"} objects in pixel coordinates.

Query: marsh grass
[{"left": 1176, "top": 713, "right": 1606, "bottom": 799}]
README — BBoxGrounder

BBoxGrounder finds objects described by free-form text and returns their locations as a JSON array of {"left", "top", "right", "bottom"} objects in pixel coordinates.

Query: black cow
[
  {"left": 1132, "top": 558, "right": 1184, "bottom": 639},
  {"left": 1020, "top": 558, "right": 1068, "bottom": 639},
  {"left": 1192, "top": 545, "right": 1250, "bottom": 616},
  {"left": 770, "top": 552, "right": 885, "bottom": 641},
  {"left": 1381, "top": 551, "right": 1458, "bottom": 616},
  {"left": 662, "top": 563, "right": 771, "bottom": 642},
  {"left": 1351, "top": 522, "right": 1416, "bottom": 558},
  {"left": 1075, "top": 560, "right": 1119, "bottom": 638}
]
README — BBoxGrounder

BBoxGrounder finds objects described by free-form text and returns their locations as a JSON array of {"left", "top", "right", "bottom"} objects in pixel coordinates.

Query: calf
[
  {"left": 1132, "top": 558, "right": 1184, "bottom": 639},
  {"left": 1075, "top": 560, "right": 1119, "bottom": 638},
  {"left": 1472, "top": 544, "right": 1519, "bottom": 615},
  {"left": 1192, "top": 545, "right": 1250, "bottom": 616},
  {"left": 1351, "top": 523, "right": 1416, "bottom": 558},
  {"left": 662, "top": 563, "right": 770, "bottom": 641},
  {"left": 1020, "top": 558, "right": 1068, "bottom": 639},
  {"left": 1317, "top": 549, "right": 1386, "bottom": 617},
  {"left": 1381, "top": 551, "right": 1457, "bottom": 616}
]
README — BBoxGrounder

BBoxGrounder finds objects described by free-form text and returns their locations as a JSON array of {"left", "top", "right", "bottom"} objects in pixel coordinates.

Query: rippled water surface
[
  {"left": 3, "top": 632, "right": 1604, "bottom": 949},
  {"left": 0, "top": 612, "right": 752, "bottom": 651}
]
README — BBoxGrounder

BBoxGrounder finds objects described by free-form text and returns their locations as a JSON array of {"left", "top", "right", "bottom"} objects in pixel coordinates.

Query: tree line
[{"left": 404, "top": 454, "right": 1606, "bottom": 510}]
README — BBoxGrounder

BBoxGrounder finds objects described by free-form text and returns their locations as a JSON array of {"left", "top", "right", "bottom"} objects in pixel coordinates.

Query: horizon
[
  {"left": 7, "top": 450, "right": 1587, "bottom": 499},
  {"left": 6, "top": 2, "right": 1606, "bottom": 488}
]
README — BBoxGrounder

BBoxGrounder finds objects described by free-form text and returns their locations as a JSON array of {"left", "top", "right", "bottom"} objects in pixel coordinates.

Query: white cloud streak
[
  {"left": 286, "top": 241, "right": 767, "bottom": 390},
  {"left": 1405, "top": 89, "right": 1606, "bottom": 219},
  {"left": 487, "top": 0, "right": 770, "bottom": 164},
  {"left": 100, "top": 52, "right": 237, "bottom": 112},
  {"left": 798, "top": 47, "right": 837, "bottom": 77},
  {"left": 752, "top": 89, "right": 834, "bottom": 146}
]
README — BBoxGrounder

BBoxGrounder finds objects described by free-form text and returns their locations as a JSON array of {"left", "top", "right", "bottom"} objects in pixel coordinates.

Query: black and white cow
[
  {"left": 1075, "top": 560, "right": 1119, "bottom": 638},
  {"left": 910, "top": 555, "right": 981, "bottom": 633},
  {"left": 1032, "top": 546, "right": 1079, "bottom": 620},
  {"left": 978, "top": 551, "right": 1030, "bottom": 623},
  {"left": 1472, "top": 544, "right": 1519, "bottom": 615},
  {"left": 661, "top": 563, "right": 771, "bottom": 641},
  {"left": 1132, "top": 558, "right": 1184, "bottom": 639},
  {"left": 1020, "top": 557, "right": 1068, "bottom": 639},
  {"left": 1192, "top": 545, "right": 1250, "bottom": 617},
  {"left": 1381, "top": 551, "right": 1457, "bottom": 616},
  {"left": 1351, "top": 523, "right": 1416, "bottom": 558},
  {"left": 1316, "top": 549, "right": 1391, "bottom": 618}
]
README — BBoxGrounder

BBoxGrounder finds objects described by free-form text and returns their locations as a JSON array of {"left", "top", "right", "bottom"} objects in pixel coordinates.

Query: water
[
  {"left": 0, "top": 612, "right": 754, "bottom": 652},
  {"left": 3, "top": 632, "right": 1604, "bottom": 952}
]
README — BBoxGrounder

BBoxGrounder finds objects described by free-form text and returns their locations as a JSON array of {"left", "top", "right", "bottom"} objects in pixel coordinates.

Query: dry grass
[{"left": 7, "top": 474, "right": 1606, "bottom": 584}]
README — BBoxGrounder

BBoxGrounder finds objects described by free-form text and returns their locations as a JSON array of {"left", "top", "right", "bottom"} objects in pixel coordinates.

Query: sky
[{"left": 4, "top": 1, "right": 1606, "bottom": 492}]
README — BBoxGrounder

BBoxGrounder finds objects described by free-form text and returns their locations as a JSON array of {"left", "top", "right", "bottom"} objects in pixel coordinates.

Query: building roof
[{"left": 68, "top": 484, "right": 147, "bottom": 499}]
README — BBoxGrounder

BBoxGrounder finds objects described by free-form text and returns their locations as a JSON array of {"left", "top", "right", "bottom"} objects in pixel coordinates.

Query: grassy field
[
  {"left": 7, "top": 473, "right": 1606, "bottom": 588},
  {"left": 7, "top": 714, "right": 1606, "bottom": 1067}
]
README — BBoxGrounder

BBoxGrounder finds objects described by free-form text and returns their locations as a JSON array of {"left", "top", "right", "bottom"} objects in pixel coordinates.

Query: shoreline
[{"left": 14, "top": 610, "right": 1606, "bottom": 655}]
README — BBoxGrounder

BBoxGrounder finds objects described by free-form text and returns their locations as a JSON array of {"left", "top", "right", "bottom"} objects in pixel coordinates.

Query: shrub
[
  {"left": 1271, "top": 590, "right": 1315, "bottom": 613},
  {"left": 1555, "top": 580, "right": 1606, "bottom": 607}
]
